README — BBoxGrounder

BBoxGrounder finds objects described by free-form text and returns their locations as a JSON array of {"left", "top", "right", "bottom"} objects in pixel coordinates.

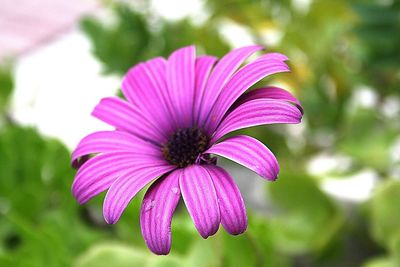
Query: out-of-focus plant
[
  {"left": 353, "top": 0, "right": 400, "bottom": 95},
  {"left": 0, "top": 63, "right": 13, "bottom": 114},
  {"left": 81, "top": 4, "right": 230, "bottom": 75},
  {"left": 0, "top": 66, "right": 107, "bottom": 266}
]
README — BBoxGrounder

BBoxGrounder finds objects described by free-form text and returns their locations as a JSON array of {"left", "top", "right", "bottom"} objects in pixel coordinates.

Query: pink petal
[
  {"left": 143, "top": 57, "right": 181, "bottom": 128},
  {"left": 193, "top": 55, "right": 217, "bottom": 124},
  {"left": 206, "top": 135, "right": 279, "bottom": 181},
  {"left": 205, "top": 165, "right": 247, "bottom": 235},
  {"left": 262, "top": 52, "right": 289, "bottom": 61},
  {"left": 211, "top": 98, "right": 302, "bottom": 143},
  {"left": 179, "top": 165, "right": 220, "bottom": 238},
  {"left": 121, "top": 58, "right": 175, "bottom": 133},
  {"left": 140, "top": 169, "right": 182, "bottom": 255},
  {"left": 204, "top": 55, "right": 291, "bottom": 134},
  {"left": 166, "top": 46, "right": 196, "bottom": 127},
  {"left": 232, "top": 86, "right": 303, "bottom": 114},
  {"left": 72, "top": 152, "right": 168, "bottom": 204},
  {"left": 92, "top": 97, "right": 166, "bottom": 144},
  {"left": 103, "top": 165, "right": 175, "bottom": 224},
  {"left": 71, "top": 130, "right": 162, "bottom": 168},
  {"left": 196, "top": 45, "right": 264, "bottom": 127}
]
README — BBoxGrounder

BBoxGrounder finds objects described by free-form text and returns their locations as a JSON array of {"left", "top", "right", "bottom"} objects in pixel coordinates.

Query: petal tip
[
  {"left": 150, "top": 247, "right": 171, "bottom": 255},
  {"left": 104, "top": 215, "right": 118, "bottom": 225},
  {"left": 199, "top": 226, "right": 219, "bottom": 239},
  {"left": 199, "top": 232, "right": 211, "bottom": 239},
  {"left": 269, "top": 173, "right": 279, "bottom": 182},
  {"left": 103, "top": 207, "right": 119, "bottom": 224},
  {"left": 227, "top": 226, "right": 247, "bottom": 235}
]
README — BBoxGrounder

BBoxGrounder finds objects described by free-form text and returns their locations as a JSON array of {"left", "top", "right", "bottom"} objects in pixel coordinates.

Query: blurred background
[{"left": 0, "top": 0, "right": 399, "bottom": 266}]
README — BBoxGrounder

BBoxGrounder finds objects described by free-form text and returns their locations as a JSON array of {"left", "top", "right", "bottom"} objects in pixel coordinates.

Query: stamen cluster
[{"left": 163, "top": 127, "right": 208, "bottom": 168}]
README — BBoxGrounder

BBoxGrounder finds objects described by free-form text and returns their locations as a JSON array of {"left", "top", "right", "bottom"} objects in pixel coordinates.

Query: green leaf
[
  {"left": 362, "top": 257, "right": 397, "bottom": 267},
  {"left": 369, "top": 180, "right": 400, "bottom": 249},
  {"left": 74, "top": 243, "right": 182, "bottom": 267},
  {"left": 156, "top": 19, "right": 230, "bottom": 58},
  {"left": 352, "top": 1, "right": 400, "bottom": 94},
  {"left": 81, "top": 4, "right": 151, "bottom": 74},
  {"left": 338, "top": 108, "right": 398, "bottom": 172},
  {"left": 268, "top": 172, "right": 343, "bottom": 254},
  {"left": 0, "top": 63, "right": 13, "bottom": 112},
  {"left": 81, "top": 3, "right": 230, "bottom": 76},
  {"left": 0, "top": 125, "right": 109, "bottom": 266},
  {"left": 184, "top": 237, "right": 221, "bottom": 267}
]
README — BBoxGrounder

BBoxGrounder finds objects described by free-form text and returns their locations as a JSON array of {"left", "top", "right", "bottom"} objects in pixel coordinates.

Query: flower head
[{"left": 71, "top": 45, "right": 303, "bottom": 255}]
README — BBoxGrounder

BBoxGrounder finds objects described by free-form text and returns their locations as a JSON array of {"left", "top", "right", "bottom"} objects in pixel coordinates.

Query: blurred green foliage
[
  {"left": 268, "top": 171, "right": 343, "bottom": 255},
  {"left": 81, "top": 4, "right": 230, "bottom": 75},
  {"left": 353, "top": 0, "right": 400, "bottom": 95},
  {"left": 0, "top": 63, "right": 13, "bottom": 113},
  {"left": 1, "top": 0, "right": 399, "bottom": 266},
  {"left": 0, "top": 125, "right": 102, "bottom": 266},
  {"left": 81, "top": 6, "right": 152, "bottom": 74},
  {"left": 370, "top": 181, "right": 400, "bottom": 251}
]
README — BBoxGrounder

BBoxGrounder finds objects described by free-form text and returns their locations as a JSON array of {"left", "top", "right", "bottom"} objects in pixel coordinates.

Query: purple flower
[{"left": 71, "top": 45, "right": 303, "bottom": 255}]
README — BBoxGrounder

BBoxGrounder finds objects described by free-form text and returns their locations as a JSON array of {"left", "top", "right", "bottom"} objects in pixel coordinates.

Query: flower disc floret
[{"left": 162, "top": 127, "right": 208, "bottom": 168}]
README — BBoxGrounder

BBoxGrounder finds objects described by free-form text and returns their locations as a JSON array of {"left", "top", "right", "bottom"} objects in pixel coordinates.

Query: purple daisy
[{"left": 71, "top": 45, "right": 303, "bottom": 255}]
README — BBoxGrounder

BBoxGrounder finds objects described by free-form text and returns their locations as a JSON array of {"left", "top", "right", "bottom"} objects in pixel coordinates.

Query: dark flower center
[{"left": 163, "top": 127, "right": 209, "bottom": 168}]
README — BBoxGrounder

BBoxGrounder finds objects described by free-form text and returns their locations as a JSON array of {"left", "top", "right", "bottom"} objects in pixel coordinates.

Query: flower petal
[
  {"left": 72, "top": 152, "right": 168, "bottom": 204},
  {"left": 140, "top": 170, "right": 182, "bottom": 255},
  {"left": 121, "top": 58, "right": 175, "bottom": 134},
  {"left": 179, "top": 165, "right": 220, "bottom": 238},
  {"left": 204, "top": 55, "right": 290, "bottom": 133},
  {"left": 211, "top": 98, "right": 302, "bottom": 143},
  {"left": 92, "top": 97, "right": 166, "bottom": 144},
  {"left": 103, "top": 165, "right": 175, "bottom": 224},
  {"left": 262, "top": 52, "right": 289, "bottom": 62},
  {"left": 193, "top": 55, "right": 217, "bottom": 123},
  {"left": 205, "top": 165, "right": 247, "bottom": 235},
  {"left": 232, "top": 86, "right": 303, "bottom": 114},
  {"left": 196, "top": 45, "right": 264, "bottom": 126},
  {"left": 166, "top": 46, "right": 196, "bottom": 127},
  {"left": 71, "top": 130, "right": 162, "bottom": 168},
  {"left": 206, "top": 135, "right": 279, "bottom": 181}
]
